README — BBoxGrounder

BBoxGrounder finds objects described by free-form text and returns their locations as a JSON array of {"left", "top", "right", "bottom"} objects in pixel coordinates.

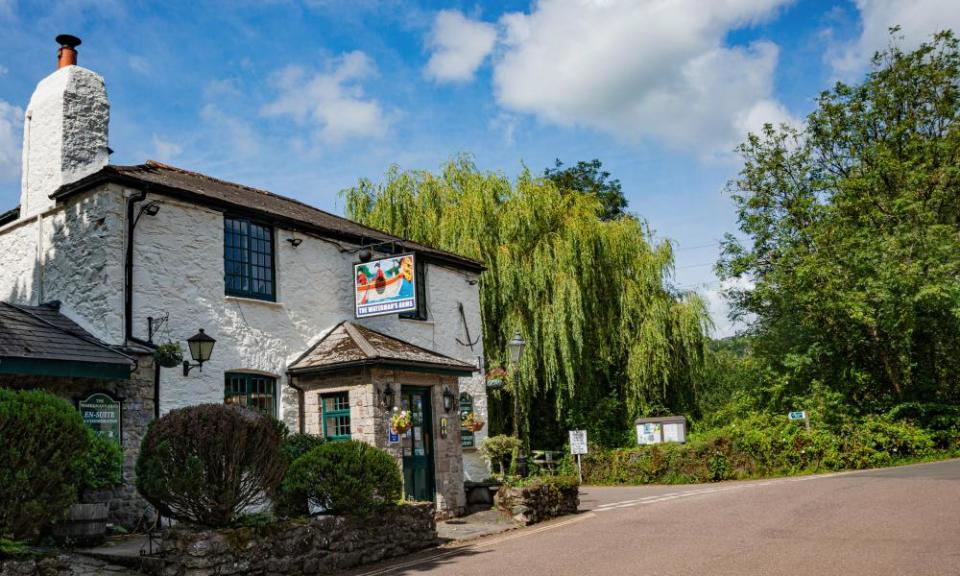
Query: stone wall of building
[
  {"left": 0, "top": 353, "right": 157, "bottom": 529},
  {"left": 294, "top": 368, "right": 467, "bottom": 518},
  {"left": 154, "top": 503, "right": 437, "bottom": 576}
]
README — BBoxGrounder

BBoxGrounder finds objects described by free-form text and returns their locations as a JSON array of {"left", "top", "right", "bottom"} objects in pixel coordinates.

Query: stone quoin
[{"left": 0, "top": 35, "right": 490, "bottom": 523}]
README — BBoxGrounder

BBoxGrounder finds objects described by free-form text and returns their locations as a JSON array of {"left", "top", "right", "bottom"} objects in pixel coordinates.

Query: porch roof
[
  {"left": 0, "top": 301, "right": 134, "bottom": 380},
  {"left": 288, "top": 321, "right": 476, "bottom": 377}
]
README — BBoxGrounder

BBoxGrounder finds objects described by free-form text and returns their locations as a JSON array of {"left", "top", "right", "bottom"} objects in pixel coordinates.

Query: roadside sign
[
  {"left": 79, "top": 392, "right": 121, "bottom": 446},
  {"left": 788, "top": 411, "right": 807, "bottom": 421},
  {"left": 569, "top": 430, "right": 588, "bottom": 455}
]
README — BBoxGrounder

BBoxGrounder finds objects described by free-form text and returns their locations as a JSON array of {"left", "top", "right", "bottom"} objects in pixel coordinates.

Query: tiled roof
[
  {"left": 52, "top": 161, "right": 483, "bottom": 272},
  {"left": 289, "top": 321, "right": 476, "bottom": 376},
  {"left": 0, "top": 301, "right": 134, "bottom": 367}
]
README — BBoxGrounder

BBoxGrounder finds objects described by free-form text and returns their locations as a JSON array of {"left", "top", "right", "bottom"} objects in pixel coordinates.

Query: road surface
[{"left": 353, "top": 459, "right": 960, "bottom": 575}]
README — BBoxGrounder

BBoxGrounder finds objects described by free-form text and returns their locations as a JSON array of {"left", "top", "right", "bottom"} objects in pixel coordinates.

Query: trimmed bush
[
  {"left": 281, "top": 433, "right": 325, "bottom": 463},
  {"left": 77, "top": 429, "right": 124, "bottom": 493},
  {"left": 0, "top": 389, "right": 90, "bottom": 540},
  {"left": 279, "top": 440, "right": 402, "bottom": 517},
  {"left": 480, "top": 435, "right": 522, "bottom": 475},
  {"left": 136, "top": 404, "right": 286, "bottom": 527}
]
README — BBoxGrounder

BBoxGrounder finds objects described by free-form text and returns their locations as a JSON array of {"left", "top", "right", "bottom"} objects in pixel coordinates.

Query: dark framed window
[
  {"left": 225, "top": 373, "right": 277, "bottom": 417},
  {"left": 321, "top": 392, "right": 352, "bottom": 441},
  {"left": 460, "top": 392, "right": 475, "bottom": 448},
  {"left": 224, "top": 216, "right": 276, "bottom": 301},
  {"left": 399, "top": 258, "right": 428, "bottom": 321}
]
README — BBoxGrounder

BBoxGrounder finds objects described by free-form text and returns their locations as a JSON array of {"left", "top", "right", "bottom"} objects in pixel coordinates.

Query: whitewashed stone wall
[
  {"left": 0, "top": 187, "right": 125, "bottom": 342},
  {"left": 124, "top": 191, "right": 488, "bottom": 478}
]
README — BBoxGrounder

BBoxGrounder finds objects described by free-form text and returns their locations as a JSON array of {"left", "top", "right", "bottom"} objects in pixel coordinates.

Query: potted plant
[
  {"left": 462, "top": 411, "right": 485, "bottom": 432},
  {"left": 391, "top": 408, "right": 412, "bottom": 434},
  {"left": 154, "top": 342, "right": 183, "bottom": 368}
]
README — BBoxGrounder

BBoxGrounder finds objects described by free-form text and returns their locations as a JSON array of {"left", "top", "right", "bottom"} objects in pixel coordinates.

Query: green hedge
[
  {"left": 577, "top": 415, "right": 944, "bottom": 485},
  {"left": 0, "top": 389, "right": 91, "bottom": 540}
]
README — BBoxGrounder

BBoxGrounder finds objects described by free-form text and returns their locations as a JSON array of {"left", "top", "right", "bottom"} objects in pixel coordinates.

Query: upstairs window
[
  {"left": 224, "top": 216, "right": 275, "bottom": 301},
  {"left": 225, "top": 373, "right": 277, "bottom": 417},
  {"left": 321, "top": 392, "right": 352, "bottom": 441}
]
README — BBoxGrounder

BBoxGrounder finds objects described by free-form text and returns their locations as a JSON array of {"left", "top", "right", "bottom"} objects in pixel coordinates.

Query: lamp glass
[
  {"left": 187, "top": 329, "right": 216, "bottom": 363},
  {"left": 508, "top": 330, "right": 525, "bottom": 364}
]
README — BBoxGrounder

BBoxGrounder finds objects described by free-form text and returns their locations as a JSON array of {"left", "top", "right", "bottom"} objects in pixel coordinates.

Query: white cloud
[
  {"left": 151, "top": 134, "right": 182, "bottom": 160},
  {"left": 0, "top": 65, "right": 7, "bottom": 76},
  {"left": 0, "top": 100, "right": 23, "bottom": 182},
  {"left": 701, "top": 277, "right": 755, "bottom": 338},
  {"left": 261, "top": 51, "right": 388, "bottom": 144},
  {"left": 829, "top": 0, "right": 960, "bottom": 76},
  {"left": 493, "top": 0, "right": 795, "bottom": 157},
  {"left": 201, "top": 103, "right": 259, "bottom": 157},
  {"left": 425, "top": 10, "right": 497, "bottom": 83}
]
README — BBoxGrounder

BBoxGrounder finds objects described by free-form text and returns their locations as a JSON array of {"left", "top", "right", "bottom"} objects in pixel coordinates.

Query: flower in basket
[
  {"left": 391, "top": 408, "right": 412, "bottom": 434},
  {"left": 461, "top": 411, "right": 485, "bottom": 432},
  {"left": 153, "top": 342, "right": 184, "bottom": 368}
]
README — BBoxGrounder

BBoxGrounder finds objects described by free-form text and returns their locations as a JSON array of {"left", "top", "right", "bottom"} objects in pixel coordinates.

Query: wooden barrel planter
[{"left": 53, "top": 502, "right": 109, "bottom": 544}]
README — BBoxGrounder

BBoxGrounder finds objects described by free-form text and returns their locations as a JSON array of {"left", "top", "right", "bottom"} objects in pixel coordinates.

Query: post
[
  {"left": 576, "top": 453, "right": 582, "bottom": 484},
  {"left": 805, "top": 414, "right": 811, "bottom": 433}
]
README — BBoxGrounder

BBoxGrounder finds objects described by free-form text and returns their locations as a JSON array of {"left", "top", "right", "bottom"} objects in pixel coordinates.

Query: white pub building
[{"left": 0, "top": 36, "right": 488, "bottom": 522}]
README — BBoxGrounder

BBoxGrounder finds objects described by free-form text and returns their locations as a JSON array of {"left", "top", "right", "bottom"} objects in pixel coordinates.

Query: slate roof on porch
[
  {"left": 288, "top": 322, "right": 476, "bottom": 376},
  {"left": 0, "top": 301, "right": 134, "bottom": 379}
]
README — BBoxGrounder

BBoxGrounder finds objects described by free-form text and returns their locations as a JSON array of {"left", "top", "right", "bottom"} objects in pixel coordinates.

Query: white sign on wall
[{"left": 569, "top": 430, "right": 588, "bottom": 455}]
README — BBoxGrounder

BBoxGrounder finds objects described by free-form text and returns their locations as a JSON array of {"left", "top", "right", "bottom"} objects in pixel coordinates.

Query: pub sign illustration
[{"left": 355, "top": 254, "right": 418, "bottom": 318}]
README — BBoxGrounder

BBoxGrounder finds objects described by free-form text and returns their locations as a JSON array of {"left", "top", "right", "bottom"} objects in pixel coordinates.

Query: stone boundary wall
[
  {"left": 495, "top": 481, "right": 580, "bottom": 526},
  {"left": 154, "top": 503, "right": 437, "bottom": 576}
]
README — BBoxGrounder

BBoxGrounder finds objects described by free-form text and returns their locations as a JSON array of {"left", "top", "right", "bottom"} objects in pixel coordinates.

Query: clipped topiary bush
[
  {"left": 281, "top": 433, "right": 325, "bottom": 463},
  {"left": 279, "top": 440, "right": 402, "bottom": 517},
  {"left": 136, "top": 404, "right": 286, "bottom": 527},
  {"left": 480, "top": 435, "right": 522, "bottom": 475},
  {"left": 0, "top": 388, "right": 91, "bottom": 540},
  {"left": 77, "top": 429, "right": 124, "bottom": 493}
]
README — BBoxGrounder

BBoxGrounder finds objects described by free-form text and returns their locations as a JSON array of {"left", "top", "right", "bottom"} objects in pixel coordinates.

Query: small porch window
[
  {"left": 225, "top": 373, "right": 277, "bottom": 416},
  {"left": 321, "top": 392, "right": 352, "bottom": 441}
]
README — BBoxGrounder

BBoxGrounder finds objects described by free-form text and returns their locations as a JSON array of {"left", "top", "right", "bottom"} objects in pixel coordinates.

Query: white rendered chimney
[{"left": 19, "top": 35, "right": 109, "bottom": 219}]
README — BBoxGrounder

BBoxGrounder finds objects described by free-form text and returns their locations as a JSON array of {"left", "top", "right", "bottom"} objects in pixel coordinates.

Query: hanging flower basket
[
  {"left": 391, "top": 408, "right": 412, "bottom": 435},
  {"left": 461, "top": 411, "right": 485, "bottom": 432},
  {"left": 153, "top": 342, "right": 184, "bottom": 368}
]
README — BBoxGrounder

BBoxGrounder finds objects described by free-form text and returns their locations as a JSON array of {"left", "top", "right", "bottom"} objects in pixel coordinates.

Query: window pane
[{"left": 224, "top": 217, "right": 275, "bottom": 301}]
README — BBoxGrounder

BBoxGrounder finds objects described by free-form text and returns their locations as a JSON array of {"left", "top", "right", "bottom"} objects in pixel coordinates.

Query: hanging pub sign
[
  {"left": 354, "top": 254, "right": 417, "bottom": 318},
  {"left": 78, "top": 392, "right": 122, "bottom": 446}
]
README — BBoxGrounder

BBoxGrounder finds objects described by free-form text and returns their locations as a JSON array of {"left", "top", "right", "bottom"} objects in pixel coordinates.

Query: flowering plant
[
  {"left": 391, "top": 408, "right": 412, "bottom": 434},
  {"left": 461, "top": 411, "right": 485, "bottom": 432}
]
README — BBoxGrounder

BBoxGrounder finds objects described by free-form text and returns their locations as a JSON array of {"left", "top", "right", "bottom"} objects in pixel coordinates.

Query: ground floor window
[
  {"left": 225, "top": 373, "right": 277, "bottom": 416},
  {"left": 321, "top": 392, "right": 352, "bottom": 441}
]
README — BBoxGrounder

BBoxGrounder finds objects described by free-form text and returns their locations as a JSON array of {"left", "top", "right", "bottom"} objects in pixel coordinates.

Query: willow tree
[{"left": 343, "top": 157, "right": 710, "bottom": 446}]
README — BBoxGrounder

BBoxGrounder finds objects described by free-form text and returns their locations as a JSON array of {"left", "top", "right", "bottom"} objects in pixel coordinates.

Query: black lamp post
[
  {"left": 182, "top": 328, "right": 216, "bottom": 376},
  {"left": 507, "top": 329, "right": 529, "bottom": 476}
]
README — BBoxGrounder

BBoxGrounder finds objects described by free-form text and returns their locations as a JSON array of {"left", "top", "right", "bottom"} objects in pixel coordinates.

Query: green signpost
[
  {"left": 79, "top": 392, "right": 122, "bottom": 445},
  {"left": 788, "top": 410, "right": 810, "bottom": 432}
]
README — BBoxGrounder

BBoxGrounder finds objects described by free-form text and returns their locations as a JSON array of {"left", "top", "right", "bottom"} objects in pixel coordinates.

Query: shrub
[
  {"left": 76, "top": 430, "right": 124, "bottom": 493},
  {"left": 136, "top": 404, "right": 286, "bottom": 527},
  {"left": 0, "top": 389, "right": 90, "bottom": 540},
  {"left": 279, "top": 440, "right": 402, "bottom": 517},
  {"left": 480, "top": 435, "right": 522, "bottom": 475},
  {"left": 281, "top": 433, "right": 325, "bottom": 463}
]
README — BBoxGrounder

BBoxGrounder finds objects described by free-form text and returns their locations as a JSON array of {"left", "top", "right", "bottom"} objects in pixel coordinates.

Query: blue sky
[{"left": 1, "top": 0, "right": 958, "bottom": 335}]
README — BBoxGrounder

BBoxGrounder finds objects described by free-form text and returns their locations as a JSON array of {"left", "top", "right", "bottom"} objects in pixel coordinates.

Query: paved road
[{"left": 355, "top": 459, "right": 960, "bottom": 575}]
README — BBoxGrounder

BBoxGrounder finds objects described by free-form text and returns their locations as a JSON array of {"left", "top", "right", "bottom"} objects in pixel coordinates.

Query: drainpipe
[
  {"left": 125, "top": 189, "right": 160, "bottom": 418},
  {"left": 287, "top": 374, "right": 306, "bottom": 434}
]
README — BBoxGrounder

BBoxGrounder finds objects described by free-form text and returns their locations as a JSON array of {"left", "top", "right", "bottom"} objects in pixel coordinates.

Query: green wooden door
[{"left": 400, "top": 386, "right": 435, "bottom": 502}]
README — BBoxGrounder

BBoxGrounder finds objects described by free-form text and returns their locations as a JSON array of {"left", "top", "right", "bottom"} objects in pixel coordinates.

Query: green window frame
[
  {"left": 225, "top": 373, "right": 277, "bottom": 417},
  {"left": 460, "top": 392, "right": 475, "bottom": 448},
  {"left": 321, "top": 392, "right": 352, "bottom": 441},
  {"left": 224, "top": 216, "right": 276, "bottom": 301}
]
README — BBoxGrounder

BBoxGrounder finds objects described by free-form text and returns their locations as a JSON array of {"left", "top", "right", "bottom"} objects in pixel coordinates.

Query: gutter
[{"left": 125, "top": 189, "right": 161, "bottom": 418}]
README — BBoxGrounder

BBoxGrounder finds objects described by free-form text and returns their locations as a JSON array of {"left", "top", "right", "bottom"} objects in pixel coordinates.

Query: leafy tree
[
  {"left": 343, "top": 157, "right": 709, "bottom": 445},
  {"left": 719, "top": 30, "right": 960, "bottom": 409},
  {"left": 544, "top": 159, "right": 628, "bottom": 220}
]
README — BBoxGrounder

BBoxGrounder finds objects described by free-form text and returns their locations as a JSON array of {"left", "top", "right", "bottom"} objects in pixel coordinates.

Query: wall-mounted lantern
[
  {"left": 182, "top": 328, "right": 216, "bottom": 376},
  {"left": 380, "top": 383, "right": 396, "bottom": 409},
  {"left": 442, "top": 385, "right": 456, "bottom": 413}
]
